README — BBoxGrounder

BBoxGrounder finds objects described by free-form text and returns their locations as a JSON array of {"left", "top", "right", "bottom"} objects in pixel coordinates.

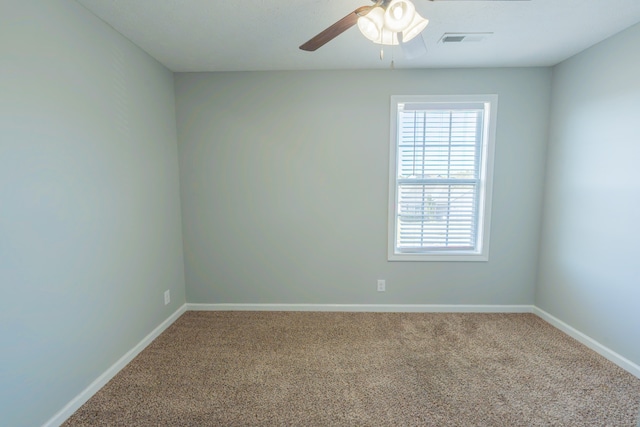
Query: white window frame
[{"left": 388, "top": 94, "right": 498, "bottom": 262}]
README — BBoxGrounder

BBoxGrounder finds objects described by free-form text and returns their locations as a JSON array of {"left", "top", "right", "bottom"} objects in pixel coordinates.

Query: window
[{"left": 388, "top": 95, "right": 497, "bottom": 261}]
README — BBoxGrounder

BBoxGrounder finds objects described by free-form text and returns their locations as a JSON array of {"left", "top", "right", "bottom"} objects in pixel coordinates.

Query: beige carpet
[{"left": 64, "top": 312, "right": 640, "bottom": 426}]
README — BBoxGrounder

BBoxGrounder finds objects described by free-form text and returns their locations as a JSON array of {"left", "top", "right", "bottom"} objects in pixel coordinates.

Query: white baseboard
[
  {"left": 186, "top": 303, "right": 534, "bottom": 313},
  {"left": 43, "top": 304, "right": 187, "bottom": 427},
  {"left": 532, "top": 306, "right": 640, "bottom": 379}
]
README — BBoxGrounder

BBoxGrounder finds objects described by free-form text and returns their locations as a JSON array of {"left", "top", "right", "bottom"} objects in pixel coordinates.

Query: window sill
[{"left": 388, "top": 253, "right": 489, "bottom": 262}]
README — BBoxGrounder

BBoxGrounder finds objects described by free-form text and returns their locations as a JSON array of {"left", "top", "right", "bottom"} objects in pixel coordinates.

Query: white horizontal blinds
[{"left": 396, "top": 104, "right": 484, "bottom": 252}]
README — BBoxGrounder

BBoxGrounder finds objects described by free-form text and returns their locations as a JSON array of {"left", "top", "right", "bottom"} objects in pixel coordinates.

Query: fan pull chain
[
  {"left": 379, "top": 45, "right": 395, "bottom": 69},
  {"left": 390, "top": 44, "right": 395, "bottom": 69}
]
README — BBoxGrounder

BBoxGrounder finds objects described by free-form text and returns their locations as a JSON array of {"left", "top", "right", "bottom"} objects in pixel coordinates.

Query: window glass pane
[{"left": 397, "top": 183, "right": 477, "bottom": 250}]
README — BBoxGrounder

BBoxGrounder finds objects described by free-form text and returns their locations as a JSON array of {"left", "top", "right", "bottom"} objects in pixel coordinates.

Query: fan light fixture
[{"left": 357, "top": 0, "right": 428, "bottom": 46}]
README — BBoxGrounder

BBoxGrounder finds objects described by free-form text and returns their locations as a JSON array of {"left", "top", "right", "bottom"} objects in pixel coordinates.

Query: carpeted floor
[{"left": 63, "top": 312, "right": 640, "bottom": 426}]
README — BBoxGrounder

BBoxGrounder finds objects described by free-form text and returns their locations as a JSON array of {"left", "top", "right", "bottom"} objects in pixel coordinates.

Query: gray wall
[
  {"left": 0, "top": 1, "right": 185, "bottom": 425},
  {"left": 537, "top": 22, "right": 640, "bottom": 367},
  {"left": 175, "top": 68, "right": 551, "bottom": 305}
]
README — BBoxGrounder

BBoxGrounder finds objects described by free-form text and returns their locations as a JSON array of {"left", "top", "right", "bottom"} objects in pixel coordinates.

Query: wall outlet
[
  {"left": 164, "top": 290, "right": 170, "bottom": 305},
  {"left": 377, "top": 279, "right": 386, "bottom": 292}
]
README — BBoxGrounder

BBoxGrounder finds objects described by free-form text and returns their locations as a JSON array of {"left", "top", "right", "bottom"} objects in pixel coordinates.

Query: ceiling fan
[{"left": 299, "top": 0, "right": 529, "bottom": 53}]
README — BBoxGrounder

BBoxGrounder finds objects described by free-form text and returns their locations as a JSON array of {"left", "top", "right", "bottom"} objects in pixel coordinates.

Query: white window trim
[{"left": 388, "top": 94, "right": 498, "bottom": 262}]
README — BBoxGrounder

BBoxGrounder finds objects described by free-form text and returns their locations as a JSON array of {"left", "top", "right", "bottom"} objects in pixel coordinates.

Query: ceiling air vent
[{"left": 439, "top": 32, "right": 493, "bottom": 43}]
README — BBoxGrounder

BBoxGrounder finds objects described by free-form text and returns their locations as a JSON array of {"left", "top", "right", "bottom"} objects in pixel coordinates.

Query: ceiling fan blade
[{"left": 299, "top": 6, "right": 372, "bottom": 51}]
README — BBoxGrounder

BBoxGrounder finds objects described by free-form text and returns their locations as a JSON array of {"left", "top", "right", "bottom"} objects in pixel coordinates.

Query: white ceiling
[{"left": 76, "top": 0, "right": 640, "bottom": 72}]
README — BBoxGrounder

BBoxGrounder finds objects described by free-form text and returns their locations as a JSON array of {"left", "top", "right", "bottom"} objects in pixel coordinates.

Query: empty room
[{"left": 1, "top": 0, "right": 640, "bottom": 425}]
